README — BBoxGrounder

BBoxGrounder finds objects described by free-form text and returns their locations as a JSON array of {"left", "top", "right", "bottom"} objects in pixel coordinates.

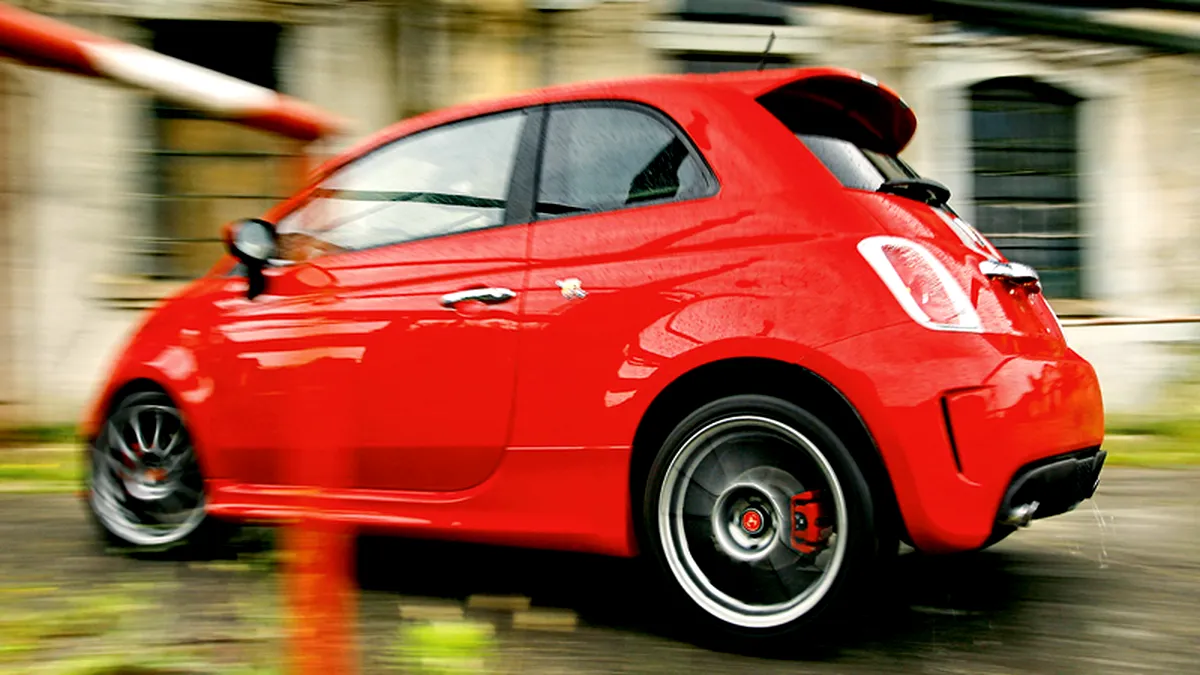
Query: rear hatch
[{"left": 750, "top": 71, "right": 1065, "bottom": 345}]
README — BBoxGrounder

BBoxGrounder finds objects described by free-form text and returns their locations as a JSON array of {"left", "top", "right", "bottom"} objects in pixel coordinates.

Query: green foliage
[
  {"left": 388, "top": 620, "right": 496, "bottom": 674},
  {"left": 0, "top": 425, "right": 80, "bottom": 447},
  {"left": 1104, "top": 415, "right": 1200, "bottom": 467}
]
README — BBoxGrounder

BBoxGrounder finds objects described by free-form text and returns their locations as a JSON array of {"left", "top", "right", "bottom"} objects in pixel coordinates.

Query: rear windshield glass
[{"left": 798, "top": 134, "right": 918, "bottom": 191}]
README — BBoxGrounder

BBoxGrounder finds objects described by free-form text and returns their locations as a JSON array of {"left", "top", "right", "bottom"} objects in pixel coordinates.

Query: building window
[
  {"left": 676, "top": 53, "right": 792, "bottom": 74},
  {"left": 666, "top": 0, "right": 800, "bottom": 75},
  {"left": 142, "top": 20, "right": 299, "bottom": 279},
  {"left": 677, "top": 0, "right": 790, "bottom": 25},
  {"left": 969, "top": 77, "right": 1083, "bottom": 299}
]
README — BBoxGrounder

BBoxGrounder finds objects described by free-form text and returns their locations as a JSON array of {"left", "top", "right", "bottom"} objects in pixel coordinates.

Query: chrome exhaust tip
[{"left": 1001, "top": 501, "right": 1039, "bottom": 527}]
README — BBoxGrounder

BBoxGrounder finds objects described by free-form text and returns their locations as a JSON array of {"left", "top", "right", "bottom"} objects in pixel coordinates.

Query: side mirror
[{"left": 224, "top": 218, "right": 278, "bottom": 299}]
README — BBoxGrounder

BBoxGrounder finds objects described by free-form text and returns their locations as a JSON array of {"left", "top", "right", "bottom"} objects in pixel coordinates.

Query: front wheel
[
  {"left": 86, "top": 391, "right": 223, "bottom": 553},
  {"left": 642, "top": 395, "right": 887, "bottom": 647}
]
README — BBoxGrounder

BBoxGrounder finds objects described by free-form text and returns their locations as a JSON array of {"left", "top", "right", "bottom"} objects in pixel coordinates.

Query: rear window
[{"left": 798, "top": 134, "right": 918, "bottom": 191}]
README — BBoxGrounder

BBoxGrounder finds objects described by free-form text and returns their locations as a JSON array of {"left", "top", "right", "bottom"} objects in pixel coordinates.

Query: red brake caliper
[{"left": 790, "top": 490, "right": 833, "bottom": 555}]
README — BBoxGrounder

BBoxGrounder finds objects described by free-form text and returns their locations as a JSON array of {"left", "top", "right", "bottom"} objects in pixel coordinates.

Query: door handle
[
  {"left": 440, "top": 287, "right": 517, "bottom": 308},
  {"left": 980, "top": 260, "right": 1041, "bottom": 293}
]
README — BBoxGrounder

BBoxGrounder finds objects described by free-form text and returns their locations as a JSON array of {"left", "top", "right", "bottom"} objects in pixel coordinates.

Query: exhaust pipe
[{"left": 1001, "top": 501, "right": 1039, "bottom": 527}]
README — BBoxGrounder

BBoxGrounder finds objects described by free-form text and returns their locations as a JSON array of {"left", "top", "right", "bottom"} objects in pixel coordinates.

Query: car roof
[{"left": 303, "top": 66, "right": 917, "bottom": 185}]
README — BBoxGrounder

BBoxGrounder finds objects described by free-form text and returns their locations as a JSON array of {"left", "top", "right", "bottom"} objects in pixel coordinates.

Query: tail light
[{"left": 857, "top": 236, "right": 982, "bottom": 332}]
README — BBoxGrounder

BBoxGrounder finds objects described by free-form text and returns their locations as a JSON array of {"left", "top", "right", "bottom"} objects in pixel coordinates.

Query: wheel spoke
[
  {"left": 162, "top": 428, "right": 183, "bottom": 455},
  {"left": 681, "top": 486, "right": 716, "bottom": 517},
  {"left": 130, "top": 414, "right": 148, "bottom": 453},
  {"left": 165, "top": 445, "right": 192, "bottom": 472},
  {"left": 714, "top": 446, "right": 758, "bottom": 482},
  {"left": 98, "top": 451, "right": 128, "bottom": 478},
  {"left": 152, "top": 410, "right": 163, "bottom": 452},
  {"left": 175, "top": 483, "right": 201, "bottom": 500},
  {"left": 688, "top": 455, "right": 731, "bottom": 496},
  {"left": 753, "top": 557, "right": 799, "bottom": 605},
  {"left": 763, "top": 543, "right": 821, "bottom": 593},
  {"left": 92, "top": 466, "right": 126, "bottom": 503},
  {"left": 107, "top": 422, "right": 139, "bottom": 466}
]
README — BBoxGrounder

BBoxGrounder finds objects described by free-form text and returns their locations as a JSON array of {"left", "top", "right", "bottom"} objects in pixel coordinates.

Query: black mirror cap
[{"left": 223, "top": 218, "right": 278, "bottom": 299}]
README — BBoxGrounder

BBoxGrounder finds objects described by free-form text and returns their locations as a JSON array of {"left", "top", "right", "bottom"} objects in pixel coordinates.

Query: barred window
[
  {"left": 970, "top": 77, "right": 1083, "bottom": 299},
  {"left": 141, "top": 20, "right": 301, "bottom": 279}
]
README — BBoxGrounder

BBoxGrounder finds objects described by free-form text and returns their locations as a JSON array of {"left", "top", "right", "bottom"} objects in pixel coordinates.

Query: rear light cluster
[{"left": 857, "top": 236, "right": 982, "bottom": 332}]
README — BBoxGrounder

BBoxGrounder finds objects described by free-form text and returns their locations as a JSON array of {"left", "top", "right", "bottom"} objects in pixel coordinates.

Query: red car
[{"left": 83, "top": 67, "right": 1105, "bottom": 642}]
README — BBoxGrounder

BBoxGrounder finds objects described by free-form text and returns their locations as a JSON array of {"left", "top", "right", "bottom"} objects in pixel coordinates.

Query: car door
[
  {"left": 216, "top": 106, "right": 541, "bottom": 492},
  {"left": 511, "top": 101, "right": 719, "bottom": 451}
]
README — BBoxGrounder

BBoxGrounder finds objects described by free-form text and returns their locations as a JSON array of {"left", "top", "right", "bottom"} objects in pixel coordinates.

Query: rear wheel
[
  {"left": 642, "top": 395, "right": 887, "bottom": 647},
  {"left": 86, "top": 391, "right": 222, "bottom": 553}
]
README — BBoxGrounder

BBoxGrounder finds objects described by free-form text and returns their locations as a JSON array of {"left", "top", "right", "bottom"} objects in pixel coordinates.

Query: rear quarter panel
[{"left": 511, "top": 85, "right": 911, "bottom": 452}]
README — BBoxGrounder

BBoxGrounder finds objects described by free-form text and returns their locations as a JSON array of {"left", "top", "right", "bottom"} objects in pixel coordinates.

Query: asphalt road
[{"left": 1, "top": 468, "right": 1198, "bottom": 674}]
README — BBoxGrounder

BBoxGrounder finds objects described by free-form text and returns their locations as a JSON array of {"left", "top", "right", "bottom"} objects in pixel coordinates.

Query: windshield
[{"left": 797, "top": 134, "right": 918, "bottom": 191}]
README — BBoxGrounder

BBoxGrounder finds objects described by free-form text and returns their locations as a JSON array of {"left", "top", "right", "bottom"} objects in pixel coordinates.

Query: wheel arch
[
  {"left": 85, "top": 374, "right": 187, "bottom": 440},
  {"left": 629, "top": 356, "right": 909, "bottom": 548},
  {"left": 106, "top": 378, "right": 170, "bottom": 415}
]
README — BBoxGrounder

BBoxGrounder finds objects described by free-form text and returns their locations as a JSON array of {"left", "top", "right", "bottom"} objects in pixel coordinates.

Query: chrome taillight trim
[{"left": 979, "top": 259, "right": 1042, "bottom": 293}]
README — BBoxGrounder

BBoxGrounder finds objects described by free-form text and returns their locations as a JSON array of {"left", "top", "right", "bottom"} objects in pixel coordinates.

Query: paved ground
[{"left": 1, "top": 468, "right": 1198, "bottom": 674}]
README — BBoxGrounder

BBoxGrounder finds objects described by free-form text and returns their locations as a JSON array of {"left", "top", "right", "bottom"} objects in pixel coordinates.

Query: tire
[
  {"left": 85, "top": 391, "right": 227, "bottom": 556},
  {"left": 641, "top": 394, "right": 889, "bottom": 650}
]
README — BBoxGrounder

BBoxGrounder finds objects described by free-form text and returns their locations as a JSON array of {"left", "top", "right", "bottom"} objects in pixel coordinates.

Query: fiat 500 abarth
[{"left": 83, "top": 67, "right": 1106, "bottom": 643}]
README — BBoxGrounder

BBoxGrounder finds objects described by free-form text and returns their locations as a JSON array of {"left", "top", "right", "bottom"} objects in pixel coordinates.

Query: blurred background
[
  {"left": 0, "top": 0, "right": 1199, "bottom": 431},
  {"left": 0, "top": 1, "right": 1199, "bottom": 673}
]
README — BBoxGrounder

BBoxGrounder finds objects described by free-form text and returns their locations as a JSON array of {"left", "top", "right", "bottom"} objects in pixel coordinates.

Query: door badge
[{"left": 556, "top": 278, "right": 588, "bottom": 300}]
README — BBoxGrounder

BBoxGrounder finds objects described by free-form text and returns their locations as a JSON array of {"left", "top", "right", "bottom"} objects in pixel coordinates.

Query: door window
[
  {"left": 536, "top": 104, "right": 712, "bottom": 219},
  {"left": 276, "top": 109, "right": 527, "bottom": 261}
]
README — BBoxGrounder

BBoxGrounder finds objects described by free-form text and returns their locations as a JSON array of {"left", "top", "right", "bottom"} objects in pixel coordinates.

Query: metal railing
[{"left": 1060, "top": 315, "right": 1200, "bottom": 328}]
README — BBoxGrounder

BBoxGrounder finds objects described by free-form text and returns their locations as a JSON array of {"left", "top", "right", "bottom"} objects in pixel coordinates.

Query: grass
[
  {"left": 0, "top": 446, "right": 83, "bottom": 493},
  {"left": 0, "top": 424, "right": 80, "bottom": 448},
  {"left": 1102, "top": 415, "right": 1200, "bottom": 467},
  {"left": 0, "top": 580, "right": 286, "bottom": 674}
]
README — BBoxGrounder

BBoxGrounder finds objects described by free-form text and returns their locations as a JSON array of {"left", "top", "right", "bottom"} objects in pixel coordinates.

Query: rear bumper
[
  {"left": 821, "top": 324, "right": 1105, "bottom": 553},
  {"left": 994, "top": 447, "right": 1106, "bottom": 528}
]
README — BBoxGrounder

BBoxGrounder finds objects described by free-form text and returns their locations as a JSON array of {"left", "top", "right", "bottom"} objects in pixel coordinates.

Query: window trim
[
  {"left": 271, "top": 106, "right": 539, "bottom": 260},
  {"left": 529, "top": 99, "right": 720, "bottom": 223}
]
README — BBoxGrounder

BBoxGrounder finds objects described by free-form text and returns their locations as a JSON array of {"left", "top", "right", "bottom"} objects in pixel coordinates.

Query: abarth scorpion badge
[{"left": 556, "top": 278, "right": 587, "bottom": 300}]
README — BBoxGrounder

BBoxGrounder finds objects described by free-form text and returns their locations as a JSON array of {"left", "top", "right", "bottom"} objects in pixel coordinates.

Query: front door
[{"left": 217, "top": 107, "right": 538, "bottom": 492}]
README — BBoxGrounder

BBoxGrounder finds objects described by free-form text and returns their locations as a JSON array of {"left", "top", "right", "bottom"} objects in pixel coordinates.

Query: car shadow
[{"left": 353, "top": 535, "right": 1087, "bottom": 660}]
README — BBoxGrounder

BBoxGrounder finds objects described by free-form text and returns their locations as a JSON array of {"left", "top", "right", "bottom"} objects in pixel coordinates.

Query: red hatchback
[{"left": 83, "top": 67, "right": 1105, "bottom": 642}]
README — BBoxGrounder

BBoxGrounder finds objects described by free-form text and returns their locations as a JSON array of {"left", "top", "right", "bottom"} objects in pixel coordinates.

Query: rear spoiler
[{"left": 709, "top": 68, "right": 918, "bottom": 155}]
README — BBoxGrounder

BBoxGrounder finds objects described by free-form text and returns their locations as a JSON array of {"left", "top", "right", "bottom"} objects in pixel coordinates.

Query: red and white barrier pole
[{"left": 0, "top": 2, "right": 345, "bottom": 141}]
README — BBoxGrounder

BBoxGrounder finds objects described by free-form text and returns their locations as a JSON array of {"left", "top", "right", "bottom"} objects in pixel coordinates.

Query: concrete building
[{"left": 1, "top": 0, "right": 1197, "bottom": 426}]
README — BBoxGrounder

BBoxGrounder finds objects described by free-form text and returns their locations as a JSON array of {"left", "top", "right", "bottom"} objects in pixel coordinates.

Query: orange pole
[
  {"left": 279, "top": 140, "right": 358, "bottom": 675},
  {"left": 282, "top": 515, "right": 358, "bottom": 675}
]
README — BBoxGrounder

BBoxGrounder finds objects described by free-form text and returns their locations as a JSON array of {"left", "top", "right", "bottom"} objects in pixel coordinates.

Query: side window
[
  {"left": 276, "top": 110, "right": 526, "bottom": 260},
  {"left": 536, "top": 105, "right": 709, "bottom": 218}
]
